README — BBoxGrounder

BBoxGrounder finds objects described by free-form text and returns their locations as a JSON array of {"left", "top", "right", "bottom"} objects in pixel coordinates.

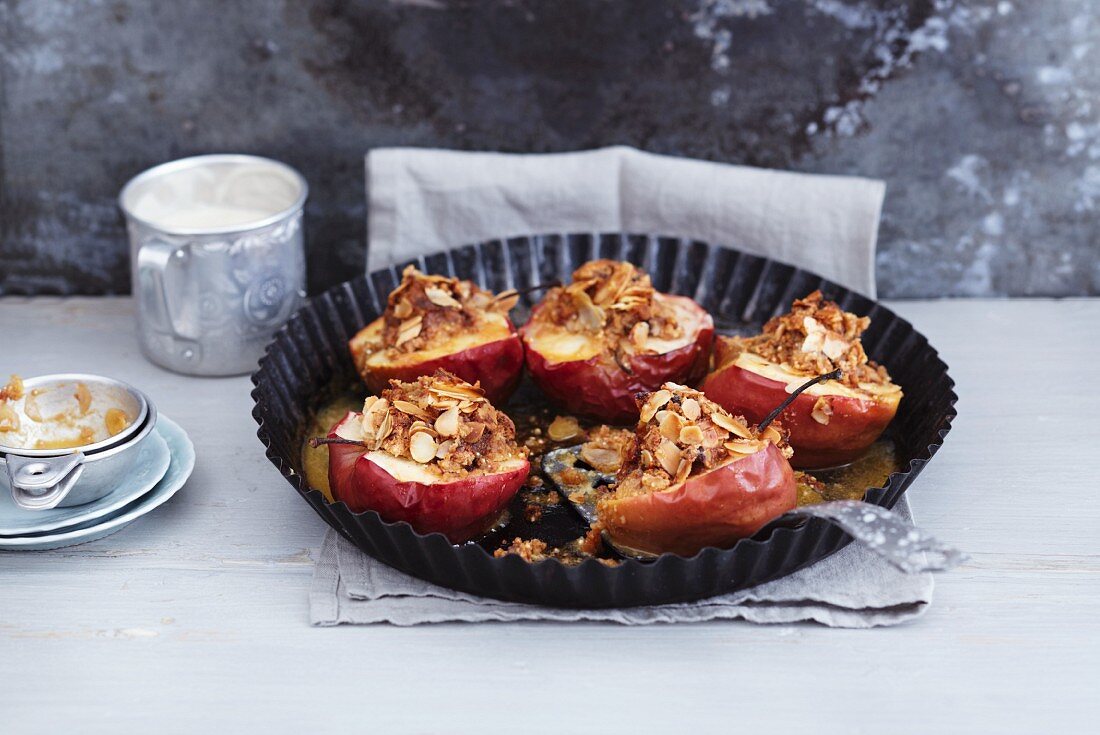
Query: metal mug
[{"left": 119, "top": 154, "right": 308, "bottom": 376}]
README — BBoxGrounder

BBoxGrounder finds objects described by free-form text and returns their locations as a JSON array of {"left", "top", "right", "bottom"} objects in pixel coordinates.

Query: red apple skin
[
  {"left": 599, "top": 443, "right": 796, "bottom": 557},
  {"left": 702, "top": 361, "right": 900, "bottom": 469},
  {"left": 520, "top": 296, "right": 714, "bottom": 423},
  {"left": 327, "top": 413, "right": 529, "bottom": 543},
  {"left": 349, "top": 318, "right": 525, "bottom": 404}
]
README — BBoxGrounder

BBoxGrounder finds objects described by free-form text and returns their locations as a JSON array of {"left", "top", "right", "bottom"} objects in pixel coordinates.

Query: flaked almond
[
  {"left": 658, "top": 411, "right": 682, "bottom": 441},
  {"left": 395, "top": 320, "right": 422, "bottom": 347},
  {"left": 680, "top": 397, "right": 701, "bottom": 421},
  {"left": 710, "top": 411, "right": 753, "bottom": 439},
  {"left": 822, "top": 335, "right": 848, "bottom": 361},
  {"left": 425, "top": 286, "right": 462, "bottom": 309},
  {"left": 724, "top": 439, "right": 765, "bottom": 456},
  {"left": 410, "top": 431, "right": 438, "bottom": 463},
  {"left": 656, "top": 439, "right": 682, "bottom": 476},
  {"left": 434, "top": 406, "right": 460, "bottom": 437},
  {"left": 430, "top": 383, "right": 485, "bottom": 401},
  {"left": 547, "top": 415, "right": 582, "bottom": 442},
  {"left": 457, "top": 399, "right": 477, "bottom": 413},
  {"left": 363, "top": 397, "right": 390, "bottom": 429},
  {"left": 761, "top": 425, "right": 783, "bottom": 445},
  {"left": 640, "top": 389, "right": 672, "bottom": 423},
  {"left": 580, "top": 445, "right": 621, "bottom": 473},
  {"left": 640, "top": 449, "right": 655, "bottom": 467},
  {"left": 674, "top": 457, "right": 692, "bottom": 484},
  {"left": 494, "top": 289, "right": 519, "bottom": 311},
  {"left": 811, "top": 396, "right": 832, "bottom": 425},
  {"left": 393, "top": 300, "right": 413, "bottom": 319},
  {"left": 629, "top": 321, "right": 650, "bottom": 349},
  {"left": 679, "top": 425, "right": 705, "bottom": 445},
  {"left": 374, "top": 412, "right": 393, "bottom": 447},
  {"left": 409, "top": 420, "right": 436, "bottom": 436},
  {"left": 435, "top": 439, "right": 455, "bottom": 459},
  {"left": 463, "top": 422, "right": 486, "bottom": 443},
  {"left": 393, "top": 400, "right": 431, "bottom": 420}
]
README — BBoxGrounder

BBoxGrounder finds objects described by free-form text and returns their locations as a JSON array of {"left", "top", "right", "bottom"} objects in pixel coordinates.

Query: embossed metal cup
[{"left": 119, "top": 154, "right": 308, "bottom": 376}]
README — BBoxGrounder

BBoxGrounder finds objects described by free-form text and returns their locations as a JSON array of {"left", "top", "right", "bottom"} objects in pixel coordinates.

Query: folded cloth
[
  {"left": 310, "top": 497, "right": 931, "bottom": 628},
  {"left": 365, "top": 145, "right": 886, "bottom": 296}
]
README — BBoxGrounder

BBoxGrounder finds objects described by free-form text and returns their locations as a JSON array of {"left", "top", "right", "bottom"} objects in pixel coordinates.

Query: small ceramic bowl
[{"left": 0, "top": 374, "right": 158, "bottom": 510}]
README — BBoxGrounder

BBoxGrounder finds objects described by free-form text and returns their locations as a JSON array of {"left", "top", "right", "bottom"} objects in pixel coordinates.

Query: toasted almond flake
[
  {"left": 374, "top": 412, "right": 393, "bottom": 447},
  {"left": 393, "top": 300, "right": 413, "bottom": 319},
  {"left": 434, "top": 406, "right": 460, "bottom": 437},
  {"left": 629, "top": 321, "right": 650, "bottom": 349},
  {"left": 710, "top": 411, "right": 753, "bottom": 439},
  {"left": 811, "top": 396, "right": 832, "bottom": 425},
  {"left": 674, "top": 457, "right": 692, "bottom": 484},
  {"left": 430, "top": 384, "right": 485, "bottom": 401},
  {"left": 410, "top": 432, "right": 438, "bottom": 463},
  {"left": 463, "top": 422, "right": 486, "bottom": 443},
  {"left": 822, "top": 335, "right": 848, "bottom": 361},
  {"left": 425, "top": 286, "right": 462, "bottom": 309},
  {"left": 409, "top": 420, "right": 436, "bottom": 436},
  {"left": 640, "top": 389, "right": 672, "bottom": 423},
  {"left": 658, "top": 411, "right": 682, "bottom": 441},
  {"left": 679, "top": 425, "right": 705, "bottom": 444},
  {"left": 395, "top": 321, "right": 422, "bottom": 347},
  {"left": 435, "top": 440, "right": 454, "bottom": 459},
  {"left": 393, "top": 400, "right": 431, "bottom": 420},
  {"left": 580, "top": 445, "right": 621, "bottom": 473},
  {"left": 656, "top": 439, "right": 682, "bottom": 476},
  {"left": 761, "top": 425, "right": 783, "bottom": 445},
  {"left": 724, "top": 439, "right": 765, "bottom": 456},
  {"left": 680, "top": 397, "right": 701, "bottom": 421},
  {"left": 640, "top": 449, "right": 655, "bottom": 466},
  {"left": 494, "top": 289, "right": 520, "bottom": 311},
  {"left": 547, "top": 415, "right": 582, "bottom": 442}
]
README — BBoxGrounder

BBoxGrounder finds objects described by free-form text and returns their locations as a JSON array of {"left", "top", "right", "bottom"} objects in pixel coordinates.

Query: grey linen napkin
[
  {"left": 310, "top": 497, "right": 931, "bottom": 628},
  {"left": 366, "top": 145, "right": 886, "bottom": 296}
]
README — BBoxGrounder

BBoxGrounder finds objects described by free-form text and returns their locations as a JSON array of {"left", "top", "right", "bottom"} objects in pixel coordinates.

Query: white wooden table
[{"left": 1, "top": 297, "right": 1097, "bottom": 734}]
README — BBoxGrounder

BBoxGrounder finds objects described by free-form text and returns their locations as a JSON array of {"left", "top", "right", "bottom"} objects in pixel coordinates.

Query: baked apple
[
  {"left": 348, "top": 266, "right": 524, "bottom": 404},
  {"left": 596, "top": 383, "right": 796, "bottom": 557},
  {"left": 324, "top": 371, "right": 530, "bottom": 543},
  {"left": 702, "top": 291, "right": 902, "bottom": 469},
  {"left": 519, "top": 260, "right": 713, "bottom": 423}
]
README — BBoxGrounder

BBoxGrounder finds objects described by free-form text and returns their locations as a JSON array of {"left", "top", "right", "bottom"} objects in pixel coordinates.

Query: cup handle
[
  {"left": 6, "top": 453, "right": 85, "bottom": 510},
  {"left": 138, "top": 242, "right": 197, "bottom": 340}
]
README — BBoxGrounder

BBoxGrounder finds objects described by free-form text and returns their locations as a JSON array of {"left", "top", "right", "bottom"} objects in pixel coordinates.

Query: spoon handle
[{"left": 785, "top": 500, "right": 968, "bottom": 573}]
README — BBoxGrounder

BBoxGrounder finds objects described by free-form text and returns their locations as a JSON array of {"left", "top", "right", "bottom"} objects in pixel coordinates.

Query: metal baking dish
[
  {"left": 0, "top": 374, "right": 158, "bottom": 510},
  {"left": 251, "top": 234, "right": 957, "bottom": 607}
]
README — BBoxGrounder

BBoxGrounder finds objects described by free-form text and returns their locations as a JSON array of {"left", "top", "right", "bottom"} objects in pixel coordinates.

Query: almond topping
[
  {"left": 656, "top": 439, "right": 682, "bottom": 476},
  {"left": 393, "top": 300, "right": 413, "bottom": 319},
  {"left": 409, "top": 420, "right": 436, "bottom": 436},
  {"left": 547, "top": 415, "right": 582, "bottom": 442},
  {"left": 374, "top": 412, "right": 393, "bottom": 447},
  {"left": 393, "top": 400, "right": 431, "bottom": 420},
  {"left": 629, "top": 321, "right": 650, "bottom": 349},
  {"left": 580, "top": 445, "right": 621, "bottom": 473},
  {"left": 680, "top": 397, "right": 701, "bottom": 421},
  {"left": 724, "top": 439, "right": 765, "bottom": 456},
  {"left": 679, "top": 425, "right": 705, "bottom": 445},
  {"left": 494, "top": 289, "right": 520, "bottom": 311},
  {"left": 761, "top": 425, "right": 783, "bottom": 445},
  {"left": 409, "top": 431, "right": 438, "bottom": 463},
  {"left": 434, "top": 406, "right": 460, "bottom": 437},
  {"left": 640, "top": 389, "right": 672, "bottom": 423},
  {"left": 425, "top": 286, "right": 462, "bottom": 309},
  {"left": 658, "top": 411, "right": 682, "bottom": 441},
  {"left": 710, "top": 411, "right": 753, "bottom": 439},
  {"left": 435, "top": 440, "right": 455, "bottom": 459},
  {"left": 811, "top": 396, "right": 833, "bottom": 425}
]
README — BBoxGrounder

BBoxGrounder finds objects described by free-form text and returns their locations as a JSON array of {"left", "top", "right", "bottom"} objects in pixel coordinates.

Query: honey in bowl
[{"left": 0, "top": 375, "right": 136, "bottom": 451}]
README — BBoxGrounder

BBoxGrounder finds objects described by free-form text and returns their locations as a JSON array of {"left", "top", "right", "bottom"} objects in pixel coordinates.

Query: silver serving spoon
[{"left": 542, "top": 446, "right": 966, "bottom": 573}]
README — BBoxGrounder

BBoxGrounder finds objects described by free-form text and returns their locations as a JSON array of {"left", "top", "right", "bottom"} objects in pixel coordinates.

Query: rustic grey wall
[{"left": 0, "top": 0, "right": 1097, "bottom": 297}]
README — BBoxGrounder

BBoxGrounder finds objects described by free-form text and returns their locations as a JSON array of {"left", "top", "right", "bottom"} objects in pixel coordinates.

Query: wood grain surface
[{"left": 1, "top": 297, "right": 1097, "bottom": 734}]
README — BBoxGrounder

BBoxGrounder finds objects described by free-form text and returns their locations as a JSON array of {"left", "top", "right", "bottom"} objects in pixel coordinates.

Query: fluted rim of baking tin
[{"left": 251, "top": 234, "right": 957, "bottom": 607}]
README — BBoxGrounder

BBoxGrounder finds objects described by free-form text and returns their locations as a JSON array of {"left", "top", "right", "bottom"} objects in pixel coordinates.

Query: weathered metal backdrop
[{"left": 0, "top": 0, "right": 1097, "bottom": 297}]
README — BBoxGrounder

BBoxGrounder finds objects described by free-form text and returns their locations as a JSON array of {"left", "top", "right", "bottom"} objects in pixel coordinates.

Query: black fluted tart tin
[{"left": 251, "top": 234, "right": 957, "bottom": 608}]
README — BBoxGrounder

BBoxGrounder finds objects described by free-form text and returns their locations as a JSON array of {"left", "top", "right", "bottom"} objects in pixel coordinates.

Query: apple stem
[
  {"left": 308, "top": 436, "right": 369, "bottom": 449},
  {"left": 757, "top": 368, "right": 843, "bottom": 432}
]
